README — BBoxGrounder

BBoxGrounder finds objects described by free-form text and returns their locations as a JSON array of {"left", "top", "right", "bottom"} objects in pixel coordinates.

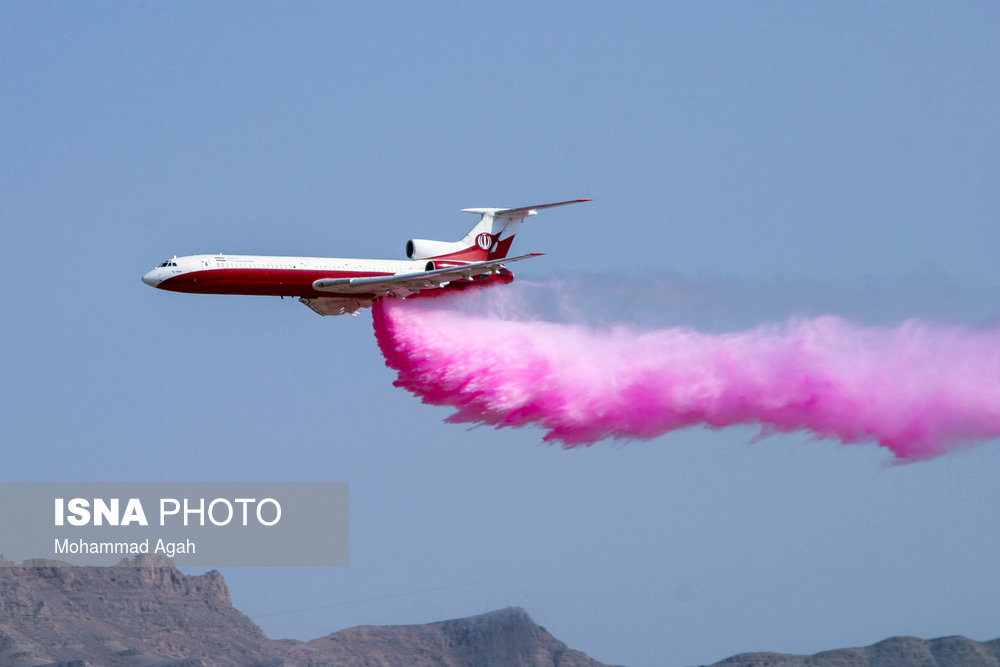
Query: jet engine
[{"left": 405, "top": 239, "right": 466, "bottom": 260}]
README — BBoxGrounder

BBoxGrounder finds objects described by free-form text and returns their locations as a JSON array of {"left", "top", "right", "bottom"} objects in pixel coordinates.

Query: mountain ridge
[
  {"left": 3, "top": 556, "right": 999, "bottom": 666},
  {"left": 0, "top": 555, "right": 613, "bottom": 666},
  {"left": 706, "top": 633, "right": 1000, "bottom": 667}
]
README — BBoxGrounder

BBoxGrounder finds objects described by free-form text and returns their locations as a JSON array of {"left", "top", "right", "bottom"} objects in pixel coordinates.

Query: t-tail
[{"left": 405, "top": 199, "right": 591, "bottom": 265}]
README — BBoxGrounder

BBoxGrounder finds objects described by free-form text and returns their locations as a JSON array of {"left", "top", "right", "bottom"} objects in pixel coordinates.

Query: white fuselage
[{"left": 142, "top": 254, "right": 430, "bottom": 298}]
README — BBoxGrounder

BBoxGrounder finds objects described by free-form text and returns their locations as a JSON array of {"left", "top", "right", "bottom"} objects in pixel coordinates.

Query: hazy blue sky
[{"left": 2, "top": 3, "right": 998, "bottom": 666}]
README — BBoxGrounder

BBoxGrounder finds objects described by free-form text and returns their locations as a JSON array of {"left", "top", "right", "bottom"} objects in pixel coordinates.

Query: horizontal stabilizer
[{"left": 495, "top": 199, "right": 592, "bottom": 218}]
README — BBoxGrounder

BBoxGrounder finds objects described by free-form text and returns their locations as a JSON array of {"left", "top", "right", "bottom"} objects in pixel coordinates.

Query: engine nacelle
[{"left": 406, "top": 238, "right": 465, "bottom": 260}]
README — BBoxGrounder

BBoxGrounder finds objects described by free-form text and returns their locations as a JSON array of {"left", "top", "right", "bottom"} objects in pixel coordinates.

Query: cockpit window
[{"left": 158, "top": 261, "right": 178, "bottom": 267}]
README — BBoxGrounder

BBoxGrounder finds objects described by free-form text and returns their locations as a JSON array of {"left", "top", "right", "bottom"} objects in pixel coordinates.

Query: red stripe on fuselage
[{"left": 157, "top": 268, "right": 393, "bottom": 299}]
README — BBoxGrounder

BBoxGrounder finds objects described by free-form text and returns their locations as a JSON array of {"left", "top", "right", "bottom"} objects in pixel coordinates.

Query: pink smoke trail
[{"left": 372, "top": 286, "right": 1000, "bottom": 460}]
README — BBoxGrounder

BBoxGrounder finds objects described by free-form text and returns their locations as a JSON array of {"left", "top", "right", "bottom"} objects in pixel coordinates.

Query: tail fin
[{"left": 405, "top": 199, "right": 590, "bottom": 263}]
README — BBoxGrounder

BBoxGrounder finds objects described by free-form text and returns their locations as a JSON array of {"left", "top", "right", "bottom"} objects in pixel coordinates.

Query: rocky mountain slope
[
  {"left": 708, "top": 634, "right": 1000, "bottom": 667},
  {"left": 0, "top": 555, "right": 611, "bottom": 667},
  {"left": 3, "top": 555, "right": 998, "bottom": 667}
]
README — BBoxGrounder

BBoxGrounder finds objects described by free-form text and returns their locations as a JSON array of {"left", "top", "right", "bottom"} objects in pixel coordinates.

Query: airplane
[{"left": 142, "top": 199, "right": 590, "bottom": 316}]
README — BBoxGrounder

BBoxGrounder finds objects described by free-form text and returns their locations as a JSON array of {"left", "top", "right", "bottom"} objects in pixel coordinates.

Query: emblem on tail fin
[{"left": 475, "top": 233, "right": 494, "bottom": 251}]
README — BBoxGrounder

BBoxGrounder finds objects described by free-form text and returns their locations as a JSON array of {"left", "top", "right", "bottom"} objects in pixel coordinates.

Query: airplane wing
[{"left": 310, "top": 253, "right": 543, "bottom": 298}]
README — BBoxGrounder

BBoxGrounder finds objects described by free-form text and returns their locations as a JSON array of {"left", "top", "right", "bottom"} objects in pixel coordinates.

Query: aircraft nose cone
[{"left": 142, "top": 270, "right": 161, "bottom": 287}]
